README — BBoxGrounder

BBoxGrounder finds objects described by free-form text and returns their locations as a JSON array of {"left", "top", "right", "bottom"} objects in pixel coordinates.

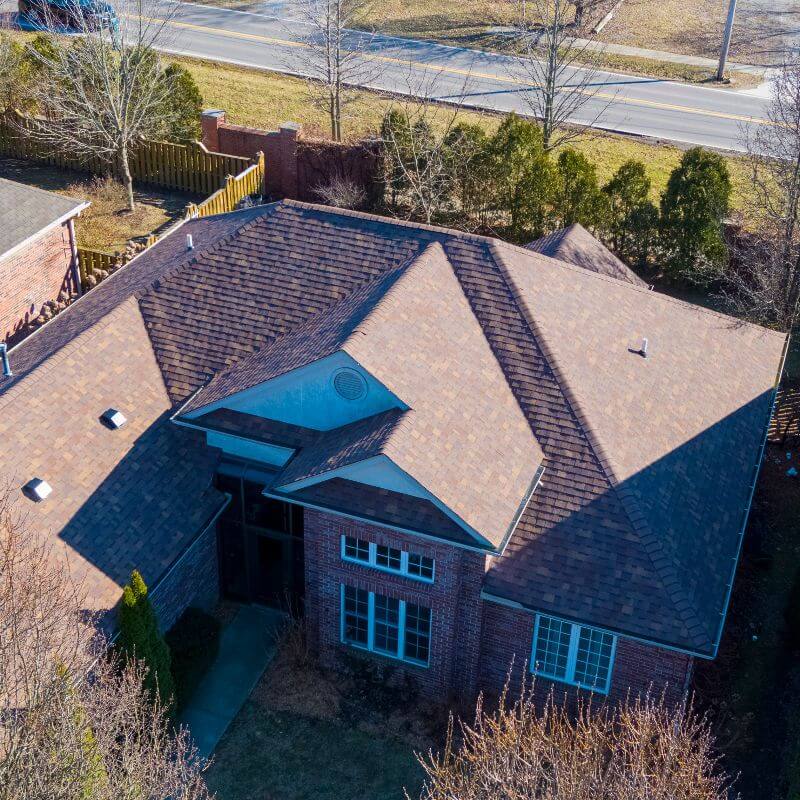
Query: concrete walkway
[{"left": 179, "top": 604, "right": 284, "bottom": 758}]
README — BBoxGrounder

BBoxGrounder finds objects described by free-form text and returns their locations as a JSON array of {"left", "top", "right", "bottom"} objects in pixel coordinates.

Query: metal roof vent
[
  {"left": 23, "top": 478, "right": 52, "bottom": 502},
  {"left": 0, "top": 343, "right": 11, "bottom": 377},
  {"left": 332, "top": 368, "right": 367, "bottom": 401},
  {"left": 101, "top": 408, "right": 127, "bottom": 429}
]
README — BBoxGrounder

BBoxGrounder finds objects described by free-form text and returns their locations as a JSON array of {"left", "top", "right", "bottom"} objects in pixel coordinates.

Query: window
[
  {"left": 376, "top": 544, "right": 402, "bottom": 571},
  {"left": 343, "top": 535, "right": 370, "bottom": 563},
  {"left": 342, "top": 586, "right": 369, "bottom": 646},
  {"left": 407, "top": 553, "right": 435, "bottom": 581},
  {"left": 340, "top": 536, "right": 435, "bottom": 583},
  {"left": 531, "top": 614, "right": 616, "bottom": 693},
  {"left": 340, "top": 584, "right": 432, "bottom": 666}
]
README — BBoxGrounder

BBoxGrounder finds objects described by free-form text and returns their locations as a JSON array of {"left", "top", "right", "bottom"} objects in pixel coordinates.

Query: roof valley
[{"left": 486, "top": 239, "right": 710, "bottom": 647}]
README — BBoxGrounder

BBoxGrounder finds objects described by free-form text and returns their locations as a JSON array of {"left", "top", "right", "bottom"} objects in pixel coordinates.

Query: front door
[{"left": 215, "top": 471, "right": 305, "bottom": 612}]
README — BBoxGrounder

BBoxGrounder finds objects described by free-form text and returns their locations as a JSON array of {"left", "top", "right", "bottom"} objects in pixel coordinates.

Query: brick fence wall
[
  {"left": 303, "top": 507, "right": 487, "bottom": 700},
  {"left": 200, "top": 111, "right": 382, "bottom": 206},
  {"left": 1, "top": 221, "right": 79, "bottom": 342}
]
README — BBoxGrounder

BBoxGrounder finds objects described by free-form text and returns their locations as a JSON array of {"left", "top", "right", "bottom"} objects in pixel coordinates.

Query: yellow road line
[{"left": 144, "top": 14, "right": 772, "bottom": 126}]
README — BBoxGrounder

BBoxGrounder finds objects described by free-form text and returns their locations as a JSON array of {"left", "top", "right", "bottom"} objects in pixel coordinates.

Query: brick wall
[
  {"left": 1, "top": 221, "right": 78, "bottom": 342},
  {"left": 200, "top": 111, "right": 382, "bottom": 205},
  {"left": 150, "top": 518, "right": 220, "bottom": 633},
  {"left": 303, "top": 507, "right": 487, "bottom": 700},
  {"left": 479, "top": 600, "right": 693, "bottom": 707}
]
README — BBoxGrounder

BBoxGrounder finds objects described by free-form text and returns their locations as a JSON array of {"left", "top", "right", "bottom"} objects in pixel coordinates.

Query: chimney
[{"left": 0, "top": 343, "right": 11, "bottom": 377}]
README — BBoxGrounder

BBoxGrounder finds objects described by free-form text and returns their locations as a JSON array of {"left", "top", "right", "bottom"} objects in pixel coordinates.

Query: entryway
[{"left": 215, "top": 468, "right": 305, "bottom": 612}]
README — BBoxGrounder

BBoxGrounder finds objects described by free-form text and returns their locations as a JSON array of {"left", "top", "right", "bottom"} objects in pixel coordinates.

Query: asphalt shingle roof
[
  {"left": 0, "top": 200, "right": 785, "bottom": 654},
  {"left": 0, "top": 177, "right": 87, "bottom": 258}
]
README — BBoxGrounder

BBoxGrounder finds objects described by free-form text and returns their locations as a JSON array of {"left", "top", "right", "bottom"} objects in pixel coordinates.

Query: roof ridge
[{"left": 488, "top": 239, "right": 711, "bottom": 649}]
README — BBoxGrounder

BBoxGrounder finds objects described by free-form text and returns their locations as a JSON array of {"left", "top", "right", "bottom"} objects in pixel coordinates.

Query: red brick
[{"left": 1, "top": 222, "right": 78, "bottom": 342}]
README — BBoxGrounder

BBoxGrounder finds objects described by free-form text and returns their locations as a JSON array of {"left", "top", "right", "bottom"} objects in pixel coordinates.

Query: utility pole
[{"left": 716, "top": 0, "right": 737, "bottom": 81}]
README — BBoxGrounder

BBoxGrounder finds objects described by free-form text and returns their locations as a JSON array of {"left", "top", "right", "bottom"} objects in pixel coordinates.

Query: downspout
[
  {"left": 67, "top": 216, "right": 81, "bottom": 298},
  {"left": 711, "top": 332, "right": 791, "bottom": 658}
]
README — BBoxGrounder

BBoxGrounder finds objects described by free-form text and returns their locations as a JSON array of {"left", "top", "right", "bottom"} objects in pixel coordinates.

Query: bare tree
[
  {"left": 21, "top": 0, "right": 181, "bottom": 211},
  {"left": 721, "top": 57, "right": 800, "bottom": 330},
  {"left": 414, "top": 679, "right": 730, "bottom": 800},
  {"left": 0, "top": 488, "right": 210, "bottom": 800},
  {"left": 511, "top": 0, "right": 611, "bottom": 150},
  {"left": 380, "top": 70, "right": 479, "bottom": 225},
  {"left": 293, "top": 0, "right": 377, "bottom": 141}
]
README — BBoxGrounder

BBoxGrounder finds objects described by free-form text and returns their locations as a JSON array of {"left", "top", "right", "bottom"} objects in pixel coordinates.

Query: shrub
[
  {"left": 660, "top": 147, "right": 731, "bottom": 282},
  {"left": 162, "top": 63, "right": 203, "bottom": 143},
  {"left": 165, "top": 607, "right": 222, "bottom": 711},
  {"left": 484, "top": 114, "right": 555, "bottom": 240},
  {"left": 553, "top": 147, "right": 608, "bottom": 231},
  {"left": 602, "top": 159, "right": 659, "bottom": 267},
  {"left": 117, "top": 570, "right": 175, "bottom": 708}
]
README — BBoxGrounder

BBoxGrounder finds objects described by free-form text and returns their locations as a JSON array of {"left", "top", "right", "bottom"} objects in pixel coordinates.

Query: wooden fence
[
  {"left": 76, "top": 151, "right": 265, "bottom": 291},
  {"left": 186, "top": 152, "right": 265, "bottom": 218},
  {"left": 0, "top": 110, "right": 252, "bottom": 195}
]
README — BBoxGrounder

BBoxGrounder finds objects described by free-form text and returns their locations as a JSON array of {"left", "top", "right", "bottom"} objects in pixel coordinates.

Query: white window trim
[
  {"left": 530, "top": 614, "right": 617, "bottom": 695},
  {"left": 340, "top": 535, "right": 435, "bottom": 584},
  {"left": 339, "top": 584, "right": 431, "bottom": 667}
]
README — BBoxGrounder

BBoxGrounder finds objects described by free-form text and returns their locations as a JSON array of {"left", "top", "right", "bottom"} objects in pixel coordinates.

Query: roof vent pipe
[
  {"left": 640, "top": 338, "right": 648, "bottom": 358},
  {"left": 0, "top": 343, "right": 11, "bottom": 377},
  {"left": 186, "top": 234, "right": 194, "bottom": 251}
]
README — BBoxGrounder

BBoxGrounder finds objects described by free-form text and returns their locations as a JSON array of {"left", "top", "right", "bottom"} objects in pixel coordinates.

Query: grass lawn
[
  {"left": 205, "top": 633, "right": 434, "bottom": 800},
  {"left": 0, "top": 156, "right": 196, "bottom": 252},
  {"left": 693, "top": 444, "right": 800, "bottom": 799}
]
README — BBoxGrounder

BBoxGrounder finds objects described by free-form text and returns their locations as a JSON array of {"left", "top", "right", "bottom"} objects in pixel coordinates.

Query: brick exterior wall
[
  {"left": 479, "top": 600, "right": 693, "bottom": 707},
  {"left": 1, "top": 221, "right": 78, "bottom": 342},
  {"left": 150, "top": 518, "right": 220, "bottom": 633},
  {"left": 302, "top": 508, "right": 694, "bottom": 705},
  {"left": 303, "top": 507, "right": 487, "bottom": 700}
]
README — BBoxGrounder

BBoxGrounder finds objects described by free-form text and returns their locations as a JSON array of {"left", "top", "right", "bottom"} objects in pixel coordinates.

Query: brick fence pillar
[
  {"left": 201, "top": 109, "right": 227, "bottom": 152},
  {"left": 278, "top": 122, "right": 301, "bottom": 199}
]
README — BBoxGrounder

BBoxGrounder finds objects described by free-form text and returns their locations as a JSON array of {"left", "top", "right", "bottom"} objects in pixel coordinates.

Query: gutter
[{"left": 710, "top": 331, "right": 791, "bottom": 659}]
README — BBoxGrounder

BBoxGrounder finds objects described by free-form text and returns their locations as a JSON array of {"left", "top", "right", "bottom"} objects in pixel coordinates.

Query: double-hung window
[
  {"left": 340, "top": 535, "right": 435, "bottom": 583},
  {"left": 340, "top": 584, "right": 432, "bottom": 666},
  {"left": 531, "top": 614, "right": 616, "bottom": 693}
]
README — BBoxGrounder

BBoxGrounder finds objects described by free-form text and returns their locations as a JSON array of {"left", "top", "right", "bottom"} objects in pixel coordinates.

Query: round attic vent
[{"left": 332, "top": 368, "right": 367, "bottom": 401}]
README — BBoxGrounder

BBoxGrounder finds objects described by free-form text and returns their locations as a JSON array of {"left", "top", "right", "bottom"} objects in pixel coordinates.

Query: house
[
  {"left": 0, "top": 201, "right": 787, "bottom": 704},
  {"left": 0, "top": 177, "right": 88, "bottom": 343}
]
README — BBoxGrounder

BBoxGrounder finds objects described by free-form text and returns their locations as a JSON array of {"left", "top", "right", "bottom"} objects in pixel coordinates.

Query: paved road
[
  {"left": 147, "top": 0, "right": 773, "bottom": 152},
  {"left": 4, "top": 0, "right": 776, "bottom": 150}
]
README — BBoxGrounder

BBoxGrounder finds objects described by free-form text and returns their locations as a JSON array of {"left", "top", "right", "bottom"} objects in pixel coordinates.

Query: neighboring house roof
[
  {"left": 0, "top": 200, "right": 786, "bottom": 655},
  {"left": 0, "top": 177, "right": 88, "bottom": 259},
  {"left": 526, "top": 223, "right": 649, "bottom": 287}
]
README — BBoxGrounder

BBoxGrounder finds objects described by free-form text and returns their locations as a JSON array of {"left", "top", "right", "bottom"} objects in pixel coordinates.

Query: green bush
[
  {"left": 117, "top": 570, "right": 175, "bottom": 708},
  {"left": 602, "top": 159, "right": 659, "bottom": 268},
  {"left": 162, "top": 63, "right": 203, "bottom": 143},
  {"left": 659, "top": 147, "right": 731, "bottom": 282},
  {"left": 485, "top": 114, "right": 555, "bottom": 240},
  {"left": 165, "top": 607, "right": 222, "bottom": 711},
  {"left": 553, "top": 148, "right": 608, "bottom": 232}
]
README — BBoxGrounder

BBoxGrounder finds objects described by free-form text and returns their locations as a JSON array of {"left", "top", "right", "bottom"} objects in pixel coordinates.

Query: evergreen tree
[
  {"left": 659, "top": 147, "right": 731, "bottom": 281},
  {"left": 602, "top": 159, "right": 659, "bottom": 268},
  {"left": 442, "top": 122, "right": 490, "bottom": 222},
  {"left": 162, "top": 63, "right": 203, "bottom": 143},
  {"left": 485, "top": 114, "right": 555, "bottom": 240},
  {"left": 118, "top": 570, "right": 175, "bottom": 708},
  {"left": 553, "top": 148, "right": 608, "bottom": 231}
]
